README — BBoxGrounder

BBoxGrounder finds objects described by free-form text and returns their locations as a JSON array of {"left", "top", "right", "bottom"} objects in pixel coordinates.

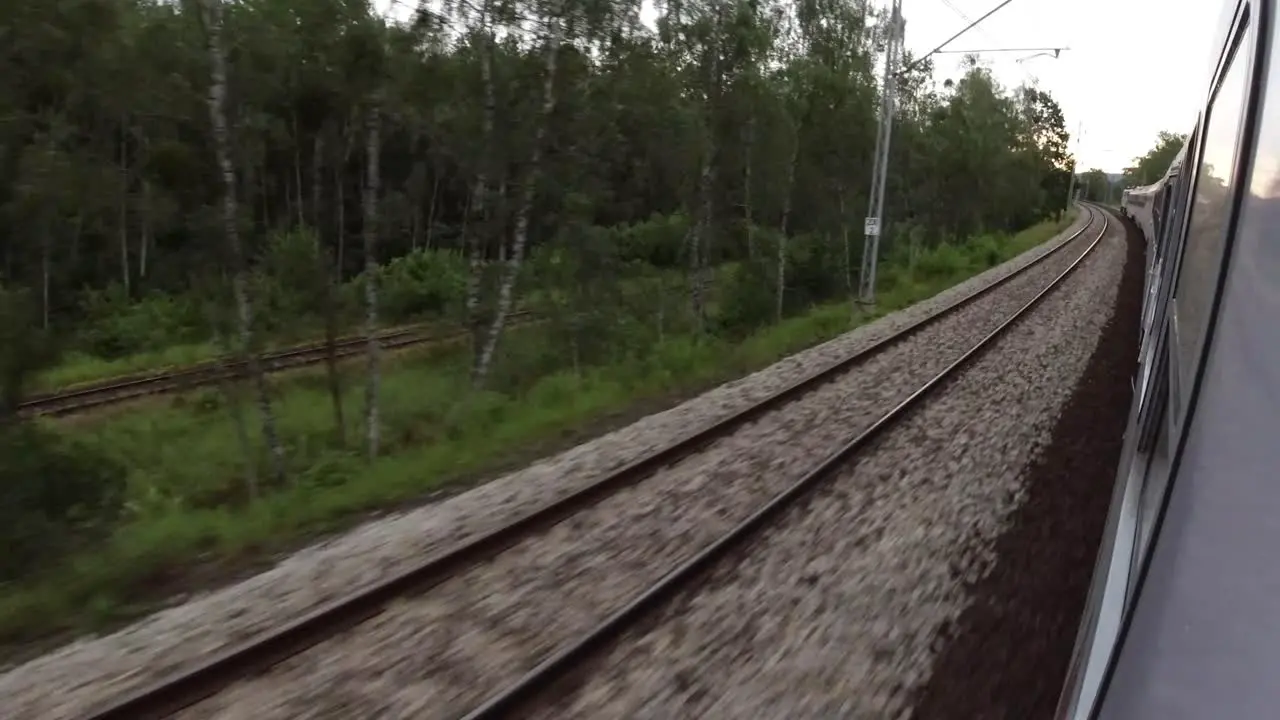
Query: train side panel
[{"left": 1057, "top": 0, "right": 1278, "bottom": 717}]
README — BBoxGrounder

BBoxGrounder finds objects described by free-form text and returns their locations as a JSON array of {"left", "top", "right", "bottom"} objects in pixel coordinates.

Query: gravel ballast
[
  {"left": 171, "top": 213, "right": 1106, "bottom": 719},
  {"left": 0, "top": 213, "right": 1091, "bottom": 720},
  {"left": 516, "top": 210, "right": 1130, "bottom": 720},
  {"left": 909, "top": 210, "right": 1143, "bottom": 720}
]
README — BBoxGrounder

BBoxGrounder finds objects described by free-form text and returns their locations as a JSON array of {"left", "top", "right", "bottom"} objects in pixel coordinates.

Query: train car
[
  {"left": 1130, "top": 145, "right": 1192, "bottom": 346},
  {"left": 1056, "top": 0, "right": 1280, "bottom": 717},
  {"left": 1121, "top": 181, "right": 1161, "bottom": 244}
]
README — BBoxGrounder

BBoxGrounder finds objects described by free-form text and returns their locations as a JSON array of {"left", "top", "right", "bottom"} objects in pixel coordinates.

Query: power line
[
  {"left": 932, "top": 2, "right": 1059, "bottom": 81},
  {"left": 933, "top": 46, "right": 1068, "bottom": 54},
  {"left": 938, "top": 0, "right": 994, "bottom": 42},
  {"left": 900, "top": 0, "right": 1020, "bottom": 75}
]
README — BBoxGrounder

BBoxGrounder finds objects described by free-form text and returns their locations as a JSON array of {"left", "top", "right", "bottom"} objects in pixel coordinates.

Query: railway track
[
  {"left": 56, "top": 206, "right": 1108, "bottom": 720},
  {"left": 19, "top": 311, "right": 534, "bottom": 417},
  {"left": 474, "top": 206, "right": 1115, "bottom": 719}
]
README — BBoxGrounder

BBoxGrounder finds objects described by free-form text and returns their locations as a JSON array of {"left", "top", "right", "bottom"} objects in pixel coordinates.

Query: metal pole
[
  {"left": 1065, "top": 120, "right": 1082, "bottom": 207},
  {"left": 858, "top": 0, "right": 902, "bottom": 305},
  {"left": 858, "top": 0, "right": 1019, "bottom": 305}
]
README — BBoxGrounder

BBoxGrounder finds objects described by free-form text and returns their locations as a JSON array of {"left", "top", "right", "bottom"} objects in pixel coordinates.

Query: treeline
[
  {"left": 3, "top": 0, "right": 1073, "bottom": 356},
  {"left": 1075, "top": 132, "right": 1189, "bottom": 204},
  {"left": 1123, "top": 131, "right": 1188, "bottom": 187},
  {"left": 1076, "top": 169, "right": 1119, "bottom": 204},
  {"left": 0, "top": 0, "right": 1075, "bottom": 580}
]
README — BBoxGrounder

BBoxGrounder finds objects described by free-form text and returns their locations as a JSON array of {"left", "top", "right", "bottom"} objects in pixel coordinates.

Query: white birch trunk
[
  {"left": 118, "top": 120, "right": 130, "bottom": 295},
  {"left": 467, "top": 2, "right": 497, "bottom": 379},
  {"left": 743, "top": 112, "right": 755, "bottom": 261},
  {"left": 362, "top": 100, "right": 382, "bottom": 460},
  {"left": 473, "top": 9, "right": 563, "bottom": 386},
  {"left": 198, "top": 0, "right": 286, "bottom": 487},
  {"left": 776, "top": 128, "right": 799, "bottom": 321},
  {"left": 139, "top": 180, "right": 150, "bottom": 280},
  {"left": 686, "top": 39, "right": 720, "bottom": 333}
]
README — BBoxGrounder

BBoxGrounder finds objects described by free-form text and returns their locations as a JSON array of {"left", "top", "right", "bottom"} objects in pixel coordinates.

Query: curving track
[
  {"left": 462, "top": 206, "right": 1118, "bottom": 719},
  {"left": 910, "top": 206, "right": 1144, "bottom": 719},
  {"left": 20, "top": 312, "right": 534, "bottom": 417},
  {"left": 1, "top": 205, "right": 1119, "bottom": 720}
]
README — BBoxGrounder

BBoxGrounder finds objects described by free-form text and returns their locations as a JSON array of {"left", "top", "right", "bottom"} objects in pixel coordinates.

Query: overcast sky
[
  {"left": 378, "top": 0, "right": 1227, "bottom": 173},
  {"left": 905, "top": 0, "right": 1226, "bottom": 172}
]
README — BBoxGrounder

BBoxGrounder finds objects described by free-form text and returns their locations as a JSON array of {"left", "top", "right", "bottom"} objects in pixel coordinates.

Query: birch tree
[{"left": 194, "top": 0, "right": 287, "bottom": 489}]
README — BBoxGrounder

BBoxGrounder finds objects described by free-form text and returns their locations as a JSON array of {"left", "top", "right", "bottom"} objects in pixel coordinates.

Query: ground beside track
[
  {"left": 908, "top": 209, "right": 1143, "bottom": 720},
  {"left": 508, "top": 213, "right": 1122, "bottom": 718},
  {"left": 0, "top": 212, "right": 1092, "bottom": 720},
  {"left": 166, "top": 212, "right": 1106, "bottom": 720}
]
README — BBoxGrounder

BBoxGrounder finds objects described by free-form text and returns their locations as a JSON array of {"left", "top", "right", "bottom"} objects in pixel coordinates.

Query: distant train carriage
[{"left": 1122, "top": 182, "right": 1160, "bottom": 243}]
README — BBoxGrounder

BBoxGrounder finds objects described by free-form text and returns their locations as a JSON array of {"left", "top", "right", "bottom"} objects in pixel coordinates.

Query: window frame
[{"left": 1165, "top": 21, "right": 1252, "bottom": 441}]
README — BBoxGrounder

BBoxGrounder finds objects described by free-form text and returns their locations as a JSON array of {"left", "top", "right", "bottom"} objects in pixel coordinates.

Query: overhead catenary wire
[
  {"left": 933, "top": 46, "right": 1068, "bottom": 54},
  {"left": 933, "top": 1, "right": 1062, "bottom": 83},
  {"left": 900, "top": 0, "right": 1020, "bottom": 75},
  {"left": 938, "top": 0, "right": 999, "bottom": 45}
]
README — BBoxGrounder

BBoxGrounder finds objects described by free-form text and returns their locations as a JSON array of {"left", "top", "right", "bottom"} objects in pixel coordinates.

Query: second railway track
[
  {"left": 13, "top": 206, "right": 1110, "bottom": 720},
  {"left": 20, "top": 311, "right": 536, "bottom": 417}
]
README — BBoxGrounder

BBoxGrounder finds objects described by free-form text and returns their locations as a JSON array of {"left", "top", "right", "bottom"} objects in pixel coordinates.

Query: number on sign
[{"left": 864, "top": 217, "right": 880, "bottom": 236}]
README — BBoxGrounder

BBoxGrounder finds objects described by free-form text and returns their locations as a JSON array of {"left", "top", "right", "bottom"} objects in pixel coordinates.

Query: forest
[
  {"left": 1, "top": 0, "right": 1081, "bottom": 645},
  {"left": 1123, "top": 130, "right": 1188, "bottom": 187},
  {"left": 1074, "top": 130, "right": 1189, "bottom": 204}
]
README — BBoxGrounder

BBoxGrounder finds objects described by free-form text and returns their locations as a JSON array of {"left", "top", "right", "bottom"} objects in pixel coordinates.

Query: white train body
[{"left": 1059, "top": 0, "right": 1280, "bottom": 717}]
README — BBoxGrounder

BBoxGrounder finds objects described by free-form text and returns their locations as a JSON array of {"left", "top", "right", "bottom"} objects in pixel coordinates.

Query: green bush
[
  {"left": 783, "top": 232, "right": 848, "bottom": 310},
  {"left": 485, "top": 330, "right": 570, "bottom": 393},
  {"left": 613, "top": 212, "right": 689, "bottom": 269},
  {"left": 528, "top": 220, "right": 647, "bottom": 371},
  {"left": 350, "top": 248, "right": 468, "bottom": 323},
  {"left": 77, "top": 285, "right": 204, "bottom": 359},
  {"left": 968, "top": 233, "right": 1005, "bottom": 269},
  {"left": 914, "top": 242, "right": 974, "bottom": 281},
  {"left": 716, "top": 257, "right": 775, "bottom": 335},
  {"left": 0, "top": 286, "right": 58, "bottom": 411},
  {"left": 715, "top": 227, "right": 849, "bottom": 334},
  {"left": 0, "top": 422, "right": 127, "bottom": 582},
  {"left": 251, "top": 229, "right": 342, "bottom": 335}
]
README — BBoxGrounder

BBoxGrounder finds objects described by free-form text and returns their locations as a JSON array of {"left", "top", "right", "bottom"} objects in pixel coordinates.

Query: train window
[
  {"left": 1132, "top": 124, "right": 1197, "bottom": 567},
  {"left": 1169, "top": 24, "right": 1249, "bottom": 416}
]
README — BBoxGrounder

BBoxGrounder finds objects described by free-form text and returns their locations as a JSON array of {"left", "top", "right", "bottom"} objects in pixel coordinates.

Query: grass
[
  {"left": 864, "top": 212, "right": 1076, "bottom": 316},
  {"left": 37, "top": 260, "right": 742, "bottom": 394},
  {"left": 36, "top": 343, "right": 226, "bottom": 391},
  {"left": 0, "top": 210, "right": 1077, "bottom": 651}
]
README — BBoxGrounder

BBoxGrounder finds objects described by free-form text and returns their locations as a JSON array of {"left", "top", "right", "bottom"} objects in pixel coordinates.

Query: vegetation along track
[
  {"left": 19, "top": 311, "right": 535, "bottom": 417},
  {"left": 59, "top": 207, "right": 1107, "bottom": 720}
]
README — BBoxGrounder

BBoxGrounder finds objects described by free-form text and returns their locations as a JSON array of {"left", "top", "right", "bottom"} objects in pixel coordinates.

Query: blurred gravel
[
  {"left": 519, "top": 212, "right": 1127, "bottom": 720},
  {"left": 0, "top": 212, "right": 1092, "bottom": 720},
  {"left": 910, "top": 209, "right": 1143, "bottom": 720},
  {"left": 171, "top": 211, "right": 1105, "bottom": 719}
]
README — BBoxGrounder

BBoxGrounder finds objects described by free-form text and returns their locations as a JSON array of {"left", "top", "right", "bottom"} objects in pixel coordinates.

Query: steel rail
[
  {"left": 26, "top": 327, "right": 423, "bottom": 400},
  {"left": 461, "top": 206, "right": 1112, "bottom": 719},
  {"left": 21, "top": 312, "right": 535, "bottom": 417},
  {"left": 79, "top": 206, "right": 1102, "bottom": 720}
]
